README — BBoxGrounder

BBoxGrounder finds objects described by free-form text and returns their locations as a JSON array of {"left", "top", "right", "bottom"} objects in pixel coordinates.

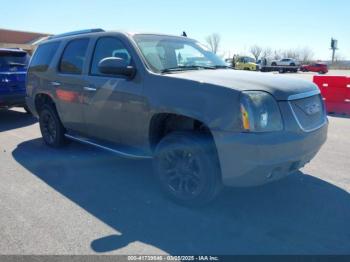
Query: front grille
[{"left": 289, "top": 94, "right": 326, "bottom": 131}]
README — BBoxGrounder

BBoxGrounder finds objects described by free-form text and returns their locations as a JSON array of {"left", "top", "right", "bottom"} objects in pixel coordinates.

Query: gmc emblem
[{"left": 304, "top": 102, "right": 321, "bottom": 115}]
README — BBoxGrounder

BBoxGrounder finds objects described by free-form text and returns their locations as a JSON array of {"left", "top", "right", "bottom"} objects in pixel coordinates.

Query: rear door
[{"left": 53, "top": 38, "right": 90, "bottom": 134}]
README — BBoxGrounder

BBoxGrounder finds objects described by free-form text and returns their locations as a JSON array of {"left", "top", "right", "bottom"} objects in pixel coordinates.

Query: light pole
[{"left": 331, "top": 38, "right": 338, "bottom": 64}]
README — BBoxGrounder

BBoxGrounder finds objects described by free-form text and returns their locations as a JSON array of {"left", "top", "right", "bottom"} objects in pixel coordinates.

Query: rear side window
[
  {"left": 59, "top": 39, "right": 89, "bottom": 74},
  {"left": 29, "top": 42, "right": 60, "bottom": 72},
  {"left": 90, "top": 37, "right": 131, "bottom": 76}
]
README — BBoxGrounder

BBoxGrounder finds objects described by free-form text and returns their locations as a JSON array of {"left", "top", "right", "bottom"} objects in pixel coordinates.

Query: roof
[
  {"left": 47, "top": 28, "right": 104, "bottom": 40},
  {"left": 127, "top": 32, "right": 188, "bottom": 37},
  {"left": 40, "top": 30, "right": 194, "bottom": 47},
  {"left": 43, "top": 28, "right": 190, "bottom": 41},
  {"left": 0, "top": 28, "right": 51, "bottom": 44}
]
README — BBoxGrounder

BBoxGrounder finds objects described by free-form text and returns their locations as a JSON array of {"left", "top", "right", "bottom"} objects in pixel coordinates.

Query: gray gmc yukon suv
[{"left": 26, "top": 29, "right": 328, "bottom": 205}]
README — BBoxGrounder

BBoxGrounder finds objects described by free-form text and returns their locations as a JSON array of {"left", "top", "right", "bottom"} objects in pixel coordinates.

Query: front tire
[
  {"left": 39, "top": 104, "right": 66, "bottom": 147},
  {"left": 153, "top": 132, "right": 222, "bottom": 206}
]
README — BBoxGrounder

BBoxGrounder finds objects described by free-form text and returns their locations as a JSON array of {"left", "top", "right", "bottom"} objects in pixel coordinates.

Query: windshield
[
  {"left": 133, "top": 35, "right": 227, "bottom": 73},
  {"left": 0, "top": 51, "right": 29, "bottom": 68},
  {"left": 238, "top": 56, "right": 255, "bottom": 63}
]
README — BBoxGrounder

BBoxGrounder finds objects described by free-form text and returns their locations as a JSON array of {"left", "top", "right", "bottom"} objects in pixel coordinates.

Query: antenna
[{"left": 182, "top": 31, "right": 187, "bottom": 37}]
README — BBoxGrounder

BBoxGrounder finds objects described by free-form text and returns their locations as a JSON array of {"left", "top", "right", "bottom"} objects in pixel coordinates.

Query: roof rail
[{"left": 48, "top": 28, "right": 105, "bottom": 40}]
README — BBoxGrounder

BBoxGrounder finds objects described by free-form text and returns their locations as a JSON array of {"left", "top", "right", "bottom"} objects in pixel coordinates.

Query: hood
[{"left": 166, "top": 69, "right": 318, "bottom": 100}]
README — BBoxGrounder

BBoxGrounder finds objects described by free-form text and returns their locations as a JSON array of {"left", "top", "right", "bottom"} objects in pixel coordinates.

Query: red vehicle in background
[{"left": 300, "top": 63, "right": 328, "bottom": 74}]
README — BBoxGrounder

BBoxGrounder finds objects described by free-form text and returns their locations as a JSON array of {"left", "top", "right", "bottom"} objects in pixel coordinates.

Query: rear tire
[
  {"left": 39, "top": 104, "right": 66, "bottom": 147},
  {"left": 153, "top": 132, "right": 222, "bottom": 206}
]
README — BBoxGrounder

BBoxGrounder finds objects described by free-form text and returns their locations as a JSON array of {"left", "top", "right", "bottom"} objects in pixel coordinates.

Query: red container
[{"left": 313, "top": 75, "right": 350, "bottom": 115}]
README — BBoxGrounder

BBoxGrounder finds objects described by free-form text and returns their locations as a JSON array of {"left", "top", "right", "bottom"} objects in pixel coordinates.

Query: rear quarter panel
[{"left": 26, "top": 41, "right": 66, "bottom": 116}]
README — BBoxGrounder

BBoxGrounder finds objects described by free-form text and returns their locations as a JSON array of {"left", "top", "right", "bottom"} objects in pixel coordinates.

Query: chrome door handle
[
  {"left": 50, "top": 81, "right": 61, "bottom": 87},
  {"left": 83, "top": 86, "right": 97, "bottom": 92}
]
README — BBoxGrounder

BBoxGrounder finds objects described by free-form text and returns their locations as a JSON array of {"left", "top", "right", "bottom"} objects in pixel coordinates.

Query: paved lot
[{"left": 1, "top": 71, "right": 350, "bottom": 255}]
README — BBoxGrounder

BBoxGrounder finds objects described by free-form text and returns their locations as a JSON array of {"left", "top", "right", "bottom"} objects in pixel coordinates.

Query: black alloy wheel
[
  {"left": 154, "top": 132, "right": 222, "bottom": 206},
  {"left": 39, "top": 104, "right": 66, "bottom": 147}
]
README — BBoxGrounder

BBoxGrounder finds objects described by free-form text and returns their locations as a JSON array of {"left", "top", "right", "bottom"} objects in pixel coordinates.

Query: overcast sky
[{"left": 1, "top": 0, "right": 348, "bottom": 60}]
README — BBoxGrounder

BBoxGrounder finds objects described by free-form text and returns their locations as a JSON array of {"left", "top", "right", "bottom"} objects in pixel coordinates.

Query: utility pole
[{"left": 331, "top": 38, "right": 338, "bottom": 64}]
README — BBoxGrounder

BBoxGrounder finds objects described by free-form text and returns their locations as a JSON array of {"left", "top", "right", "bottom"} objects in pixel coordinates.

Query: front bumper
[{"left": 212, "top": 123, "right": 328, "bottom": 187}]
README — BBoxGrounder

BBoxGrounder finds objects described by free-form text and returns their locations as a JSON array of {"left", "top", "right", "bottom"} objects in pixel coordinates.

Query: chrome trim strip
[
  {"left": 287, "top": 89, "right": 320, "bottom": 101},
  {"left": 288, "top": 101, "right": 327, "bottom": 132},
  {"left": 0, "top": 72, "right": 26, "bottom": 75},
  {"left": 64, "top": 134, "right": 153, "bottom": 159}
]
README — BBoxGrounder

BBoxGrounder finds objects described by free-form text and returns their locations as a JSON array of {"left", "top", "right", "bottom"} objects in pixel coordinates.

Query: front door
[{"left": 83, "top": 36, "right": 149, "bottom": 153}]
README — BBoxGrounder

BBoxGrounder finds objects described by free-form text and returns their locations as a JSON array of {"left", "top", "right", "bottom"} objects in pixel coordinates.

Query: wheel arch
[
  {"left": 148, "top": 112, "right": 216, "bottom": 152},
  {"left": 34, "top": 92, "right": 56, "bottom": 114}
]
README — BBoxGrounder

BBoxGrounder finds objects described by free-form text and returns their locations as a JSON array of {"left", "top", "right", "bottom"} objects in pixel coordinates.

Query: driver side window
[{"left": 90, "top": 37, "right": 132, "bottom": 76}]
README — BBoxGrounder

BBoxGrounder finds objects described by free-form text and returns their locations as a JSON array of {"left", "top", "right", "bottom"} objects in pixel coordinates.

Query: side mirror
[{"left": 98, "top": 57, "right": 136, "bottom": 79}]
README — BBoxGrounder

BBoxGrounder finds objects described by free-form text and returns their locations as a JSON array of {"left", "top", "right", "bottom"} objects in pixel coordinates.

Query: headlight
[{"left": 240, "top": 91, "right": 283, "bottom": 132}]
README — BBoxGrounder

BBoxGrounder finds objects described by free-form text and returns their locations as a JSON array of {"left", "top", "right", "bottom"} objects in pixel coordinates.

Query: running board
[{"left": 64, "top": 134, "right": 152, "bottom": 159}]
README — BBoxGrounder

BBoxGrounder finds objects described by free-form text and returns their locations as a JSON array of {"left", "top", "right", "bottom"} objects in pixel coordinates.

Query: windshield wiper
[{"left": 161, "top": 65, "right": 216, "bottom": 73}]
